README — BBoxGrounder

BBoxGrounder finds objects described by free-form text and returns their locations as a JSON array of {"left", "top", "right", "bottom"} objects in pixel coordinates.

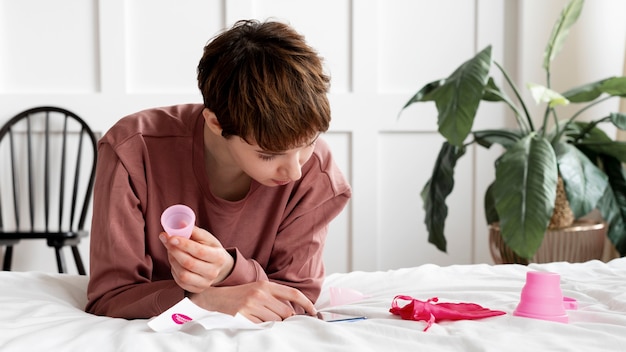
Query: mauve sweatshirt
[{"left": 85, "top": 104, "right": 351, "bottom": 319}]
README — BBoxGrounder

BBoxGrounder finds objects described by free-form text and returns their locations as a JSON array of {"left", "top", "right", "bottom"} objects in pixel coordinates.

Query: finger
[
  {"left": 222, "top": 282, "right": 296, "bottom": 322},
  {"left": 294, "top": 296, "right": 317, "bottom": 316},
  {"left": 246, "top": 282, "right": 313, "bottom": 320},
  {"left": 160, "top": 233, "right": 216, "bottom": 291},
  {"left": 160, "top": 228, "right": 220, "bottom": 252},
  {"left": 170, "top": 230, "right": 228, "bottom": 264},
  {"left": 159, "top": 232, "right": 175, "bottom": 250},
  {"left": 171, "top": 274, "right": 204, "bottom": 293},
  {"left": 269, "top": 284, "right": 317, "bottom": 316},
  {"left": 164, "top": 237, "right": 221, "bottom": 289},
  {"left": 167, "top": 251, "right": 201, "bottom": 287},
  {"left": 188, "top": 226, "right": 222, "bottom": 246},
  {"left": 167, "top": 246, "right": 222, "bottom": 287},
  {"left": 162, "top": 230, "right": 234, "bottom": 288},
  {"left": 162, "top": 230, "right": 223, "bottom": 270},
  {"left": 169, "top": 260, "right": 207, "bottom": 293},
  {"left": 244, "top": 304, "right": 286, "bottom": 323}
]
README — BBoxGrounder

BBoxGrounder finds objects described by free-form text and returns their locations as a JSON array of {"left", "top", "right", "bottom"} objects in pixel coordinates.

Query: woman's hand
[
  {"left": 188, "top": 281, "right": 317, "bottom": 323},
  {"left": 159, "top": 226, "right": 234, "bottom": 293}
]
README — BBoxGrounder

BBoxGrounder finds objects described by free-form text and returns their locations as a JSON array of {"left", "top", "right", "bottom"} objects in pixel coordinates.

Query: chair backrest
[{"left": 0, "top": 107, "right": 98, "bottom": 236}]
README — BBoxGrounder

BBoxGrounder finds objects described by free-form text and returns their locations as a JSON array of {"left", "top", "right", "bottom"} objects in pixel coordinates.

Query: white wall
[{"left": 1, "top": 0, "right": 624, "bottom": 275}]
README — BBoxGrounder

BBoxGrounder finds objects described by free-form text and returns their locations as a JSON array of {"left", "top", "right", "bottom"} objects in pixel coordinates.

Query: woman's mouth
[{"left": 272, "top": 179, "right": 291, "bottom": 186}]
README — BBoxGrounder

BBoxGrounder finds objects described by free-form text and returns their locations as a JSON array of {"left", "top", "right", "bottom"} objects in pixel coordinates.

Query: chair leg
[
  {"left": 2, "top": 245, "right": 13, "bottom": 271},
  {"left": 71, "top": 246, "right": 86, "bottom": 275},
  {"left": 55, "top": 247, "right": 68, "bottom": 274}
]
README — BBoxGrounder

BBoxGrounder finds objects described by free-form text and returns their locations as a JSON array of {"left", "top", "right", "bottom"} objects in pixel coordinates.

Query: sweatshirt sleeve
[{"left": 85, "top": 142, "right": 185, "bottom": 319}]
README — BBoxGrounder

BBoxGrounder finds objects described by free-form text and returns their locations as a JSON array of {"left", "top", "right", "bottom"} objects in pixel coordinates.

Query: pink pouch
[{"left": 390, "top": 295, "right": 506, "bottom": 331}]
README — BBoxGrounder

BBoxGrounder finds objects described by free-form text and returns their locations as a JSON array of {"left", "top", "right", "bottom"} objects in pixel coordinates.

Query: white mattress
[{"left": 1, "top": 258, "right": 625, "bottom": 351}]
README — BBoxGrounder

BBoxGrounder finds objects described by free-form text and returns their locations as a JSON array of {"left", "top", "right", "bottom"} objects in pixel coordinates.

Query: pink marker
[{"left": 161, "top": 204, "right": 196, "bottom": 239}]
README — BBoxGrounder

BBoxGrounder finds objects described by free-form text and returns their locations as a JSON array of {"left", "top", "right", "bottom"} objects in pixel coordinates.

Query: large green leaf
[
  {"left": 555, "top": 142, "right": 608, "bottom": 218},
  {"left": 473, "top": 129, "right": 524, "bottom": 149},
  {"left": 561, "top": 78, "right": 607, "bottom": 102},
  {"left": 601, "top": 76, "right": 626, "bottom": 97},
  {"left": 543, "top": 0, "right": 584, "bottom": 70},
  {"left": 482, "top": 77, "right": 506, "bottom": 102},
  {"left": 596, "top": 184, "right": 626, "bottom": 256},
  {"left": 428, "top": 45, "right": 492, "bottom": 147},
  {"left": 484, "top": 182, "right": 498, "bottom": 224},
  {"left": 598, "top": 154, "right": 626, "bottom": 256},
  {"left": 493, "top": 134, "right": 558, "bottom": 259},
  {"left": 571, "top": 122, "right": 626, "bottom": 163},
  {"left": 401, "top": 79, "right": 446, "bottom": 110},
  {"left": 421, "top": 142, "right": 467, "bottom": 252},
  {"left": 562, "top": 76, "right": 626, "bottom": 102},
  {"left": 610, "top": 112, "right": 626, "bottom": 130}
]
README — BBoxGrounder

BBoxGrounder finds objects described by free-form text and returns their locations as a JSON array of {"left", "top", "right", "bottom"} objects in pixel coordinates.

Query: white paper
[{"left": 147, "top": 297, "right": 270, "bottom": 332}]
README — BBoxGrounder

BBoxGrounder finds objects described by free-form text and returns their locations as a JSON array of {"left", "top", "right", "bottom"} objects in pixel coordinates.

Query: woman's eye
[{"left": 259, "top": 154, "right": 276, "bottom": 161}]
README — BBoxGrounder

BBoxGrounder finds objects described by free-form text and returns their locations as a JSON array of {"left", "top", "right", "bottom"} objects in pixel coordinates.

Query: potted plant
[{"left": 399, "top": 0, "right": 626, "bottom": 261}]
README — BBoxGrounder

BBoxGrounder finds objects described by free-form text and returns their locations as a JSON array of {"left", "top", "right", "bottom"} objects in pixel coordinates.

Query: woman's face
[{"left": 225, "top": 135, "right": 318, "bottom": 187}]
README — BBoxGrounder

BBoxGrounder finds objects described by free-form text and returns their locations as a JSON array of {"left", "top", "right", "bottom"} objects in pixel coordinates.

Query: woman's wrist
[{"left": 214, "top": 249, "right": 235, "bottom": 284}]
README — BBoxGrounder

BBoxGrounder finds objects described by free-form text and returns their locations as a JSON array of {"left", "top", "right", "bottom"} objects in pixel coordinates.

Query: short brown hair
[{"left": 197, "top": 19, "right": 331, "bottom": 152}]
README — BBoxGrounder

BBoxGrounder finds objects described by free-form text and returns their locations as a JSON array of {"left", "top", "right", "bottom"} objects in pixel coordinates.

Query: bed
[{"left": 2, "top": 258, "right": 625, "bottom": 351}]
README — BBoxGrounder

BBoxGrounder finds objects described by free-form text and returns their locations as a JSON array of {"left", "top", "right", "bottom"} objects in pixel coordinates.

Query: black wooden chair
[{"left": 0, "top": 107, "right": 97, "bottom": 274}]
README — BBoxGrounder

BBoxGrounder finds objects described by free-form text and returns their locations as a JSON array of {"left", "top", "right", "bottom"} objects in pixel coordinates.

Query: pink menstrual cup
[
  {"left": 161, "top": 204, "right": 195, "bottom": 239},
  {"left": 513, "top": 271, "right": 569, "bottom": 323}
]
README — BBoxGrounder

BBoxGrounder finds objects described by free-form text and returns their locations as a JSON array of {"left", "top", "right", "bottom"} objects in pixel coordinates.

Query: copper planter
[{"left": 489, "top": 220, "right": 607, "bottom": 265}]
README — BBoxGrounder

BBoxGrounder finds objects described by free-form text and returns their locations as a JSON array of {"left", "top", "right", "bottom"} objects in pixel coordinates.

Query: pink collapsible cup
[
  {"left": 513, "top": 271, "right": 570, "bottom": 323},
  {"left": 161, "top": 204, "right": 195, "bottom": 239}
]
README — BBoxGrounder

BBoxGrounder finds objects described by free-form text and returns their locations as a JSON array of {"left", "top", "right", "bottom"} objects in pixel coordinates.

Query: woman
[{"left": 85, "top": 19, "right": 351, "bottom": 323}]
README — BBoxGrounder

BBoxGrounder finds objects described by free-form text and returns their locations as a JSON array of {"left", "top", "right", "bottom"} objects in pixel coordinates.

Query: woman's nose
[{"left": 280, "top": 155, "right": 303, "bottom": 181}]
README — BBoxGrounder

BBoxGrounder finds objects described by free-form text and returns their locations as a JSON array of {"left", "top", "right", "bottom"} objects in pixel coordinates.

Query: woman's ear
[{"left": 202, "top": 108, "right": 223, "bottom": 136}]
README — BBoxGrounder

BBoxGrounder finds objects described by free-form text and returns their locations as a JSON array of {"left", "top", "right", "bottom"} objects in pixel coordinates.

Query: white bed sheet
[{"left": 1, "top": 258, "right": 626, "bottom": 351}]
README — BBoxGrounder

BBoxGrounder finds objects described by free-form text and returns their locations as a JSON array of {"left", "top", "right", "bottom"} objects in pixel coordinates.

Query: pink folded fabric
[{"left": 390, "top": 295, "right": 506, "bottom": 331}]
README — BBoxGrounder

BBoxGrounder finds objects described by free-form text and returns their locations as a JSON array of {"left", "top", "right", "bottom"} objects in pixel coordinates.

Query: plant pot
[{"left": 489, "top": 220, "right": 607, "bottom": 265}]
